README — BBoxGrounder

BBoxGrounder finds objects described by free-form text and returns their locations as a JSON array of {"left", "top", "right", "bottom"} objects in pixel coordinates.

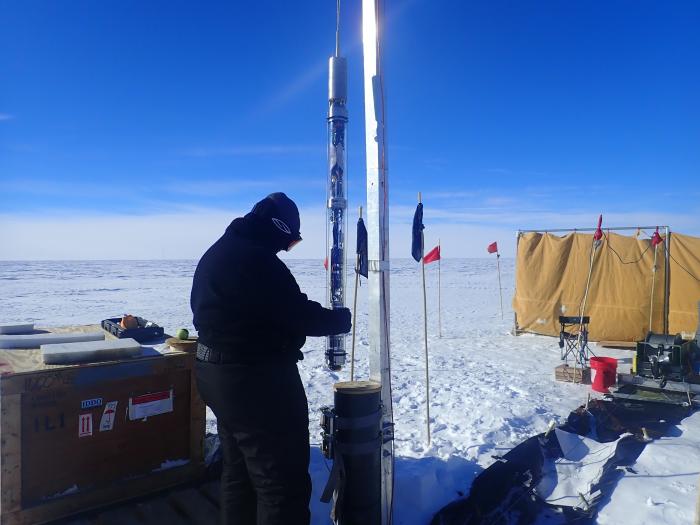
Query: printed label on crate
[
  {"left": 78, "top": 413, "right": 93, "bottom": 437},
  {"left": 80, "top": 397, "right": 103, "bottom": 410},
  {"left": 128, "top": 389, "right": 173, "bottom": 420},
  {"left": 99, "top": 401, "right": 118, "bottom": 432}
]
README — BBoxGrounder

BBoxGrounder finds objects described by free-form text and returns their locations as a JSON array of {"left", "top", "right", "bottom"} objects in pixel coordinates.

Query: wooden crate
[
  {"left": 0, "top": 325, "right": 206, "bottom": 525},
  {"left": 554, "top": 364, "right": 591, "bottom": 385}
]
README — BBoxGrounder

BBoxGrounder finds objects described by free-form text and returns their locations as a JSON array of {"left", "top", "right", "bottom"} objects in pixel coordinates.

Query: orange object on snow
[{"left": 120, "top": 315, "right": 138, "bottom": 329}]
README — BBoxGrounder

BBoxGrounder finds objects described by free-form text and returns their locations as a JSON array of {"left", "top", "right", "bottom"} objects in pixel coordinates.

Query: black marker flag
[
  {"left": 411, "top": 202, "right": 424, "bottom": 262},
  {"left": 356, "top": 217, "right": 368, "bottom": 278}
]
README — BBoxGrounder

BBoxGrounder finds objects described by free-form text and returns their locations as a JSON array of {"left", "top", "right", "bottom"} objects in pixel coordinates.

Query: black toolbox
[{"left": 101, "top": 317, "right": 164, "bottom": 343}]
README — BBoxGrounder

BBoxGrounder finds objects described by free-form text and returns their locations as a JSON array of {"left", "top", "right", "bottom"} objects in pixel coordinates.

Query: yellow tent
[{"left": 513, "top": 230, "right": 700, "bottom": 342}]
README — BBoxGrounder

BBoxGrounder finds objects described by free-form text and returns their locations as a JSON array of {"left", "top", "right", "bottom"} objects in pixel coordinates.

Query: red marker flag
[
  {"left": 593, "top": 214, "right": 603, "bottom": 242},
  {"left": 651, "top": 227, "right": 663, "bottom": 247},
  {"left": 487, "top": 241, "right": 498, "bottom": 254},
  {"left": 323, "top": 256, "right": 328, "bottom": 270},
  {"left": 424, "top": 245, "right": 440, "bottom": 264}
]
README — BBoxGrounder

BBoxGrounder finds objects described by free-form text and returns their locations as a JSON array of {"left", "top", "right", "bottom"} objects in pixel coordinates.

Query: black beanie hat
[{"left": 250, "top": 192, "right": 301, "bottom": 242}]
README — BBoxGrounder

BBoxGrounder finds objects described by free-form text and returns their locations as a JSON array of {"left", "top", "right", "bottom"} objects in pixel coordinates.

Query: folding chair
[{"left": 559, "top": 316, "right": 594, "bottom": 367}]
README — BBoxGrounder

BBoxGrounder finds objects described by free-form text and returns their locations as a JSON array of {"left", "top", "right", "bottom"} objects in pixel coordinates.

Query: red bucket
[{"left": 590, "top": 357, "right": 618, "bottom": 393}]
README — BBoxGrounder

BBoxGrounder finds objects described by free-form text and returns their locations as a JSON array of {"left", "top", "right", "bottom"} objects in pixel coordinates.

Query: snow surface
[{"left": 2, "top": 259, "right": 698, "bottom": 524}]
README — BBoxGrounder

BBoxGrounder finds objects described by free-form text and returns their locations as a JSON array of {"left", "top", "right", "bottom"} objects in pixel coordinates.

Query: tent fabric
[
  {"left": 512, "top": 231, "right": 671, "bottom": 341},
  {"left": 668, "top": 233, "right": 700, "bottom": 337}
]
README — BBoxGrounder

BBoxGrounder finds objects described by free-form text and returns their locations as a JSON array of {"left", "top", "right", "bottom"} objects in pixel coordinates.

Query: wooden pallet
[
  {"left": 596, "top": 340, "right": 637, "bottom": 350},
  {"left": 54, "top": 480, "right": 221, "bottom": 525},
  {"left": 554, "top": 364, "right": 591, "bottom": 385}
]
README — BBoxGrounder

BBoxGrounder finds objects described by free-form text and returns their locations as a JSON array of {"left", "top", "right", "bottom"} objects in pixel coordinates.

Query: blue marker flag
[{"left": 411, "top": 202, "right": 424, "bottom": 262}]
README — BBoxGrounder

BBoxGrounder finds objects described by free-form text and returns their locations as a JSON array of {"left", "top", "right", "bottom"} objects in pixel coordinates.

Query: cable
[
  {"left": 604, "top": 231, "right": 651, "bottom": 265},
  {"left": 665, "top": 246, "right": 700, "bottom": 283},
  {"left": 335, "top": 0, "right": 341, "bottom": 57}
]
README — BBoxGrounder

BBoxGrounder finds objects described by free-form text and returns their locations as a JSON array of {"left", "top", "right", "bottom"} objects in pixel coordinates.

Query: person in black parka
[{"left": 191, "top": 192, "right": 351, "bottom": 525}]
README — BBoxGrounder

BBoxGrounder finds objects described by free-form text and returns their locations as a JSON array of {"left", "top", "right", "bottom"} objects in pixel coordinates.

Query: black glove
[{"left": 331, "top": 307, "right": 352, "bottom": 334}]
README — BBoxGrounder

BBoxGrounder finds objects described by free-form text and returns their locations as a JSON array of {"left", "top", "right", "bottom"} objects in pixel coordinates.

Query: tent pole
[
  {"left": 513, "top": 231, "right": 520, "bottom": 335},
  {"left": 664, "top": 227, "right": 670, "bottom": 334}
]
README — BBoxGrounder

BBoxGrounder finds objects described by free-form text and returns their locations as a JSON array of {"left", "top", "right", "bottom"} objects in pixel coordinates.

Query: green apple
[{"left": 176, "top": 328, "right": 189, "bottom": 340}]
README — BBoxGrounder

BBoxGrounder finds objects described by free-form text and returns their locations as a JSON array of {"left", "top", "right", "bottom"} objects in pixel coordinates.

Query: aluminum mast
[
  {"left": 362, "top": 0, "right": 394, "bottom": 522},
  {"left": 325, "top": 0, "right": 349, "bottom": 371}
]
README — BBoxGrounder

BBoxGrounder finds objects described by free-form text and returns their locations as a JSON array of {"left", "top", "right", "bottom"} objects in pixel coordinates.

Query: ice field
[{"left": 2, "top": 258, "right": 698, "bottom": 524}]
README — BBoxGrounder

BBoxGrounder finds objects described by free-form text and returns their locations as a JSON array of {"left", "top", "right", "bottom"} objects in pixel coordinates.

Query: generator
[{"left": 634, "top": 332, "right": 699, "bottom": 387}]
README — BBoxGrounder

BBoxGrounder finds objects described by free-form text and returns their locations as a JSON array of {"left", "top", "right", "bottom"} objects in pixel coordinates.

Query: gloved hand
[{"left": 332, "top": 307, "right": 352, "bottom": 334}]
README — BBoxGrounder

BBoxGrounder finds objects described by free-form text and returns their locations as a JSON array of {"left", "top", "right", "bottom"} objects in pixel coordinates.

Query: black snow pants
[{"left": 195, "top": 359, "right": 311, "bottom": 525}]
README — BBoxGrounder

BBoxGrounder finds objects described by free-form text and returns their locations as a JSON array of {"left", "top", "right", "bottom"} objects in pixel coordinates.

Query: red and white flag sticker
[
  {"left": 78, "top": 413, "right": 93, "bottom": 437},
  {"left": 99, "top": 401, "right": 118, "bottom": 432},
  {"left": 128, "top": 389, "right": 173, "bottom": 420}
]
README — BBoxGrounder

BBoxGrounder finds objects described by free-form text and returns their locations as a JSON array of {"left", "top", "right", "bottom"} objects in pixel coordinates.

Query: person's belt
[
  {"left": 196, "top": 343, "right": 235, "bottom": 364},
  {"left": 196, "top": 342, "right": 299, "bottom": 366}
]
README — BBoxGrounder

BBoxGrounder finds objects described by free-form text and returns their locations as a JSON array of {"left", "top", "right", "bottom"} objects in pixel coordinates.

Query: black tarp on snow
[{"left": 430, "top": 398, "right": 692, "bottom": 525}]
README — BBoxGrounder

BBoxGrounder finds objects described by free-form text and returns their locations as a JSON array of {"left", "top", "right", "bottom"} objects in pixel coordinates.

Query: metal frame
[
  {"left": 618, "top": 373, "right": 700, "bottom": 395},
  {"left": 517, "top": 226, "right": 669, "bottom": 233},
  {"left": 558, "top": 316, "right": 594, "bottom": 366}
]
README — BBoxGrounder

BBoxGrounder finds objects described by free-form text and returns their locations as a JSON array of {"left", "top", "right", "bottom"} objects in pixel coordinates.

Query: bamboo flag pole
[
  {"left": 419, "top": 192, "right": 431, "bottom": 445},
  {"left": 418, "top": 193, "right": 430, "bottom": 445},
  {"left": 350, "top": 206, "right": 362, "bottom": 381},
  {"left": 579, "top": 247, "right": 597, "bottom": 334},
  {"left": 496, "top": 250, "right": 503, "bottom": 320},
  {"left": 438, "top": 238, "right": 442, "bottom": 338},
  {"left": 577, "top": 243, "right": 597, "bottom": 371},
  {"left": 649, "top": 243, "right": 658, "bottom": 334},
  {"left": 578, "top": 235, "right": 601, "bottom": 359},
  {"left": 577, "top": 216, "right": 603, "bottom": 367}
]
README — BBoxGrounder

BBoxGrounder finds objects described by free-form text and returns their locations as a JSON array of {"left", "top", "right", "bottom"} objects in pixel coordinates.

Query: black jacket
[{"left": 191, "top": 214, "right": 348, "bottom": 363}]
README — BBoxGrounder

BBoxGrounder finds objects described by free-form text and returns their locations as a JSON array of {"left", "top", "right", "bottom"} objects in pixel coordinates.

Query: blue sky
[{"left": 1, "top": 0, "right": 698, "bottom": 259}]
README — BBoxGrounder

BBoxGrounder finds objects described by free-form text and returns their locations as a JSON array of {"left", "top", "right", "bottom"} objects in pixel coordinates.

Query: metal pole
[
  {"left": 513, "top": 231, "right": 521, "bottom": 335},
  {"left": 362, "top": 0, "right": 393, "bottom": 521},
  {"left": 517, "top": 226, "right": 668, "bottom": 234},
  {"left": 335, "top": 0, "right": 341, "bottom": 57}
]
